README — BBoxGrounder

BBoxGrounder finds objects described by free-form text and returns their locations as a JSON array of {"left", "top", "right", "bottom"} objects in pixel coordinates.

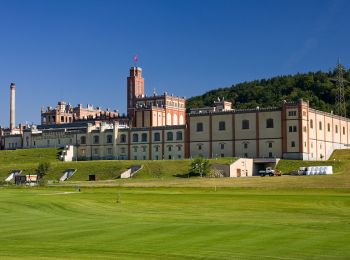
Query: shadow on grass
[{"left": 173, "top": 172, "right": 200, "bottom": 178}]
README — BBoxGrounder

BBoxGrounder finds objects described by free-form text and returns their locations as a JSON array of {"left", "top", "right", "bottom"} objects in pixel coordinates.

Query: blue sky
[{"left": 0, "top": 0, "right": 349, "bottom": 126}]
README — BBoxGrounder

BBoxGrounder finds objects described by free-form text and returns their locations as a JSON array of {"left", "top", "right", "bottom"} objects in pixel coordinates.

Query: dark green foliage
[
  {"left": 187, "top": 69, "right": 350, "bottom": 115},
  {"left": 190, "top": 156, "right": 210, "bottom": 177},
  {"left": 36, "top": 161, "right": 51, "bottom": 178}
]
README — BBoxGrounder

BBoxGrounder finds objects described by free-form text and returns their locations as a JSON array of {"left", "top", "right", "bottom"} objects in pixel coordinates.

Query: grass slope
[{"left": 0, "top": 187, "right": 349, "bottom": 259}]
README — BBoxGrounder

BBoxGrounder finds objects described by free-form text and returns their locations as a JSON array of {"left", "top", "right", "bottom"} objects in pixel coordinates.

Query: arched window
[
  {"left": 242, "top": 120, "right": 249, "bottom": 129},
  {"left": 167, "top": 113, "right": 172, "bottom": 125},
  {"left": 154, "top": 132, "right": 160, "bottom": 141},
  {"left": 132, "top": 133, "right": 138, "bottom": 142},
  {"left": 120, "top": 134, "right": 126, "bottom": 143},
  {"left": 167, "top": 132, "right": 173, "bottom": 141},
  {"left": 141, "top": 133, "right": 147, "bottom": 142},
  {"left": 266, "top": 118, "right": 274, "bottom": 128},
  {"left": 80, "top": 136, "right": 86, "bottom": 145},
  {"left": 173, "top": 114, "right": 178, "bottom": 125},
  {"left": 179, "top": 115, "right": 184, "bottom": 125},
  {"left": 176, "top": 131, "right": 183, "bottom": 140}
]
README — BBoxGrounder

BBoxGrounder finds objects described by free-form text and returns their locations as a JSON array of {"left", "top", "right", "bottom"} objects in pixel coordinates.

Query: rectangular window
[
  {"left": 219, "top": 121, "right": 226, "bottom": 131},
  {"left": 328, "top": 123, "right": 330, "bottom": 132},
  {"left": 319, "top": 122, "right": 322, "bottom": 130},
  {"left": 289, "top": 126, "right": 293, "bottom": 132},
  {"left": 293, "top": 126, "right": 297, "bottom": 132},
  {"left": 269, "top": 152, "right": 273, "bottom": 158},
  {"left": 291, "top": 141, "right": 295, "bottom": 147},
  {"left": 310, "top": 119, "right": 313, "bottom": 129},
  {"left": 142, "top": 146, "right": 146, "bottom": 152},
  {"left": 268, "top": 142, "right": 272, "bottom": 148},
  {"left": 244, "top": 143, "right": 248, "bottom": 149},
  {"left": 343, "top": 127, "right": 346, "bottom": 135},
  {"left": 107, "top": 148, "right": 112, "bottom": 155},
  {"left": 288, "top": 111, "right": 297, "bottom": 116},
  {"left": 198, "top": 144, "right": 202, "bottom": 150},
  {"left": 335, "top": 125, "right": 338, "bottom": 133},
  {"left": 177, "top": 146, "right": 182, "bottom": 151},
  {"left": 197, "top": 123, "right": 203, "bottom": 132},
  {"left": 242, "top": 120, "right": 249, "bottom": 129},
  {"left": 94, "top": 148, "right": 99, "bottom": 155},
  {"left": 220, "top": 143, "right": 225, "bottom": 150}
]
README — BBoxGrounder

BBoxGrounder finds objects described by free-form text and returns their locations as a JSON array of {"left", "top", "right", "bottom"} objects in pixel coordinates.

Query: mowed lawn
[{"left": 0, "top": 187, "right": 349, "bottom": 259}]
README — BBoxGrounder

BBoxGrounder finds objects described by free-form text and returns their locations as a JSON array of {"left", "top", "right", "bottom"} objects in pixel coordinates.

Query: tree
[
  {"left": 190, "top": 156, "right": 210, "bottom": 177},
  {"left": 36, "top": 162, "right": 51, "bottom": 178}
]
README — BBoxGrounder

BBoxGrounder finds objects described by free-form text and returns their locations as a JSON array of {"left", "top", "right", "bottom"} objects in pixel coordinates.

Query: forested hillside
[{"left": 187, "top": 68, "right": 350, "bottom": 115}]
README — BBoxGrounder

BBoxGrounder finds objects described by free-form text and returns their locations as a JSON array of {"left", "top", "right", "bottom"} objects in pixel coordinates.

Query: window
[
  {"left": 120, "top": 134, "right": 126, "bottom": 143},
  {"left": 343, "top": 127, "right": 346, "bottom": 135},
  {"left": 94, "top": 148, "right": 99, "bottom": 155},
  {"left": 335, "top": 125, "right": 338, "bottom": 133},
  {"left": 303, "top": 126, "right": 307, "bottom": 132},
  {"left": 133, "top": 147, "right": 137, "bottom": 152},
  {"left": 107, "top": 135, "right": 113, "bottom": 144},
  {"left": 93, "top": 136, "right": 99, "bottom": 144},
  {"left": 197, "top": 123, "right": 203, "bottom": 132},
  {"left": 303, "top": 111, "right": 307, "bottom": 117},
  {"left": 80, "top": 136, "right": 86, "bottom": 144},
  {"left": 291, "top": 141, "right": 295, "bottom": 147},
  {"left": 266, "top": 118, "right": 274, "bottom": 128},
  {"left": 310, "top": 119, "right": 313, "bottom": 129},
  {"left": 244, "top": 143, "right": 248, "bottom": 149},
  {"left": 220, "top": 143, "right": 225, "bottom": 150},
  {"left": 289, "top": 126, "right": 297, "bottom": 132},
  {"left": 328, "top": 123, "right": 331, "bottom": 132},
  {"left": 154, "top": 132, "right": 160, "bottom": 141},
  {"left": 61, "top": 116, "right": 64, "bottom": 122},
  {"left": 107, "top": 148, "right": 112, "bottom": 155},
  {"left": 132, "top": 133, "right": 138, "bottom": 142},
  {"left": 219, "top": 121, "right": 226, "bottom": 131},
  {"left": 319, "top": 121, "right": 322, "bottom": 130},
  {"left": 244, "top": 153, "right": 248, "bottom": 158},
  {"left": 176, "top": 131, "right": 182, "bottom": 140},
  {"left": 58, "top": 139, "right": 60, "bottom": 145},
  {"left": 177, "top": 145, "right": 182, "bottom": 151},
  {"left": 141, "top": 133, "right": 147, "bottom": 142},
  {"left": 168, "top": 146, "right": 172, "bottom": 152},
  {"left": 288, "top": 111, "right": 297, "bottom": 116},
  {"left": 167, "top": 132, "right": 173, "bottom": 141},
  {"left": 142, "top": 146, "right": 146, "bottom": 152},
  {"left": 120, "top": 148, "right": 126, "bottom": 154},
  {"left": 242, "top": 120, "right": 249, "bottom": 129},
  {"left": 268, "top": 142, "right": 272, "bottom": 148},
  {"left": 269, "top": 152, "right": 273, "bottom": 158},
  {"left": 155, "top": 146, "right": 159, "bottom": 152},
  {"left": 47, "top": 140, "right": 50, "bottom": 146},
  {"left": 198, "top": 144, "right": 202, "bottom": 150}
]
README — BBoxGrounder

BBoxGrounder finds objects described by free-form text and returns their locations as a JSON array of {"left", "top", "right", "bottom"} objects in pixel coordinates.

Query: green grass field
[
  {"left": 0, "top": 187, "right": 349, "bottom": 259},
  {"left": 1, "top": 148, "right": 350, "bottom": 259}
]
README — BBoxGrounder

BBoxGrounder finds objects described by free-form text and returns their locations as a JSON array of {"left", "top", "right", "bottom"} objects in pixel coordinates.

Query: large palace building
[{"left": 1, "top": 66, "right": 349, "bottom": 161}]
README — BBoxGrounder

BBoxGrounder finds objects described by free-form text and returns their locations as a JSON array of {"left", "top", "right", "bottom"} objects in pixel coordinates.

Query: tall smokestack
[{"left": 10, "top": 82, "right": 15, "bottom": 131}]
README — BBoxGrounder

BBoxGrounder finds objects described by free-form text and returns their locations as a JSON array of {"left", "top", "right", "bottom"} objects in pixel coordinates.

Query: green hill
[{"left": 187, "top": 68, "right": 350, "bottom": 115}]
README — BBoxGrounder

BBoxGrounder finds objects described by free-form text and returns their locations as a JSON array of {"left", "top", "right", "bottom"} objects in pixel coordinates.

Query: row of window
[
  {"left": 132, "top": 145, "right": 182, "bottom": 153},
  {"left": 310, "top": 119, "right": 347, "bottom": 134},
  {"left": 120, "top": 131, "right": 183, "bottom": 143},
  {"left": 196, "top": 118, "right": 275, "bottom": 132},
  {"left": 80, "top": 135, "right": 113, "bottom": 145}
]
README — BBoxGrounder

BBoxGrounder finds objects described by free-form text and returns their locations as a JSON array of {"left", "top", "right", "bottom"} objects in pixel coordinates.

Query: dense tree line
[{"left": 187, "top": 68, "right": 350, "bottom": 115}]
